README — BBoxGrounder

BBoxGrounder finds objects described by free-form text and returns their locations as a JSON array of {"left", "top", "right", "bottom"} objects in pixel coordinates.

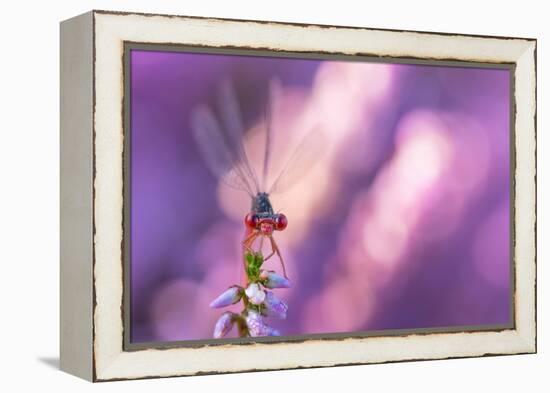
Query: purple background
[{"left": 129, "top": 49, "right": 511, "bottom": 343}]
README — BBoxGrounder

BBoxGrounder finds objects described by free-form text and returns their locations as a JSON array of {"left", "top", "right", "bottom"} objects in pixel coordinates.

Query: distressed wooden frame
[{"left": 60, "top": 10, "right": 537, "bottom": 382}]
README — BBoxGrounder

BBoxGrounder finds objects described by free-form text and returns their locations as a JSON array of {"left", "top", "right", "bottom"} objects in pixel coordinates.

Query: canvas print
[{"left": 127, "top": 47, "right": 512, "bottom": 344}]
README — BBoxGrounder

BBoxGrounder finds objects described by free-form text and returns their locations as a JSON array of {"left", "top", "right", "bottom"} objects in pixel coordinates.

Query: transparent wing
[
  {"left": 268, "top": 127, "right": 326, "bottom": 195},
  {"left": 261, "top": 78, "right": 282, "bottom": 191},
  {"left": 191, "top": 104, "right": 256, "bottom": 197},
  {"left": 217, "top": 80, "right": 261, "bottom": 194}
]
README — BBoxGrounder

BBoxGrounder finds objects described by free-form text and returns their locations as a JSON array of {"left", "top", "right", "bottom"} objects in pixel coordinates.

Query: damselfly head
[
  {"left": 259, "top": 220, "right": 275, "bottom": 235},
  {"left": 245, "top": 212, "right": 287, "bottom": 234}
]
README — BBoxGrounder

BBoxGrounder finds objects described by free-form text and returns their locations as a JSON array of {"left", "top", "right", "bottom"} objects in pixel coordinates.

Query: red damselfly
[{"left": 192, "top": 79, "right": 322, "bottom": 279}]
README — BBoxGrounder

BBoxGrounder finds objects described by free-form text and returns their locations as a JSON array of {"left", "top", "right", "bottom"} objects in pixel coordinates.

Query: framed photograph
[{"left": 60, "top": 10, "right": 537, "bottom": 382}]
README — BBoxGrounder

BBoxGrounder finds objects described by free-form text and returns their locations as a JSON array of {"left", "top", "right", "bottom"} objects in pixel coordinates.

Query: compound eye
[
  {"left": 275, "top": 214, "right": 288, "bottom": 231},
  {"left": 244, "top": 213, "right": 258, "bottom": 229}
]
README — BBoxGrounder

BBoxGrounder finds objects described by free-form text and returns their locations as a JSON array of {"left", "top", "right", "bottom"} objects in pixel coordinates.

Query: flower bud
[
  {"left": 213, "top": 312, "right": 236, "bottom": 338},
  {"left": 266, "top": 327, "right": 281, "bottom": 336},
  {"left": 260, "top": 270, "right": 291, "bottom": 289},
  {"left": 209, "top": 286, "right": 243, "bottom": 308},
  {"left": 246, "top": 310, "right": 270, "bottom": 337},
  {"left": 245, "top": 283, "right": 266, "bottom": 305},
  {"left": 263, "top": 291, "right": 288, "bottom": 319}
]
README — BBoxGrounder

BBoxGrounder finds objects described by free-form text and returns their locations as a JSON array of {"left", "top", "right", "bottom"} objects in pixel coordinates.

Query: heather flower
[
  {"left": 260, "top": 270, "right": 291, "bottom": 289},
  {"left": 263, "top": 291, "right": 288, "bottom": 319},
  {"left": 211, "top": 250, "right": 290, "bottom": 338},
  {"left": 213, "top": 312, "right": 236, "bottom": 338},
  {"left": 209, "top": 285, "right": 243, "bottom": 308},
  {"left": 246, "top": 310, "right": 280, "bottom": 337},
  {"left": 245, "top": 283, "right": 266, "bottom": 305},
  {"left": 266, "top": 327, "right": 281, "bottom": 336}
]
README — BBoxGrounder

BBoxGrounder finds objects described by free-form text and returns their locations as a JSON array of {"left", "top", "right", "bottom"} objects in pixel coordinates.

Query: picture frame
[{"left": 60, "top": 10, "right": 537, "bottom": 382}]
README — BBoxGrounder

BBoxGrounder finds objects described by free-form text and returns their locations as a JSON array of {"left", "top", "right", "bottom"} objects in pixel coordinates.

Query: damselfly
[{"left": 192, "top": 79, "right": 322, "bottom": 279}]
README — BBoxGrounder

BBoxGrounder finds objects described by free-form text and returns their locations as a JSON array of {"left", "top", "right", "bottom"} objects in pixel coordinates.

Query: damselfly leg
[{"left": 242, "top": 230, "right": 288, "bottom": 279}]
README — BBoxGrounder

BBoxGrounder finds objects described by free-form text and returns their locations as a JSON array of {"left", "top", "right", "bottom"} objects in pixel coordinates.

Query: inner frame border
[{"left": 122, "top": 41, "right": 517, "bottom": 352}]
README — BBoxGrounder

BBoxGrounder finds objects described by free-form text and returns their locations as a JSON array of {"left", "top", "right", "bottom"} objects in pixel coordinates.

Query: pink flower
[
  {"left": 246, "top": 310, "right": 279, "bottom": 337},
  {"left": 266, "top": 327, "right": 281, "bottom": 336},
  {"left": 209, "top": 286, "right": 243, "bottom": 308},
  {"left": 260, "top": 270, "right": 291, "bottom": 289},
  {"left": 263, "top": 291, "right": 288, "bottom": 319},
  {"left": 245, "top": 283, "right": 266, "bottom": 305},
  {"left": 213, "top": 312, "right": 236, "bottom": 338}
]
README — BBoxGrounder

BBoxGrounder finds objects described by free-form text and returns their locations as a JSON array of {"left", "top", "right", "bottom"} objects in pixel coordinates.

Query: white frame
[{"left": 60, "top": 10, "right": 537, "bottom": 382}]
